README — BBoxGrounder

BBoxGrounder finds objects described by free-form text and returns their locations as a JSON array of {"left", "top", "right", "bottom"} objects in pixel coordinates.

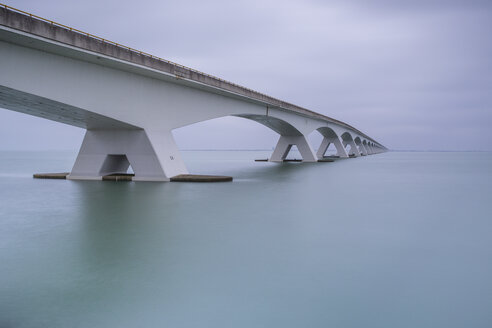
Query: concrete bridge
[{"left": 0, "top": 5, "right": 387, "bottom": 181}]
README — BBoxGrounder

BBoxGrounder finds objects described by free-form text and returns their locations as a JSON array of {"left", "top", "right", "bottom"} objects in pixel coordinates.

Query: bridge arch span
[
  {"left": 233, "top": 113, "right": 317, "bottom": 162},
  {"left": 173, "top": 113, "right": 316, "bottom": 164},
  {"left": 317, "top": 126, "right": 339, "bottom": 138},
  {"left": 233, "top": 114, "right": 303, "bottom": 137}
]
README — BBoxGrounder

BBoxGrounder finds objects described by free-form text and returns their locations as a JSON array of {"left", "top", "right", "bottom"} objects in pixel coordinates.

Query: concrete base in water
[
  {"left": 33, "top": 173, "right": 69, "bottom": 179},
  {"left": 254, "top": 159, "right": 303, "bottom": 162},
  {"left": 171, "top": 174, "right": 233, "bottom": 182},
  {"left": 33, "top": 172, "right": 232, "bottom": 182},
  {"left": 254, "top": 159, "right": 304, "bottom": 162},
  {"left": 255, "top": 158, "right": 334, "bottom": 163},
  {"left": 102, "top": 173, "right": 134, "bottom": 181}
]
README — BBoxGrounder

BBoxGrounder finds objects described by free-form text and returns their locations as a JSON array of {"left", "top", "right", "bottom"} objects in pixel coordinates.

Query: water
[{"left": 0, "top": 150, "right": 491, "bottom": 328}]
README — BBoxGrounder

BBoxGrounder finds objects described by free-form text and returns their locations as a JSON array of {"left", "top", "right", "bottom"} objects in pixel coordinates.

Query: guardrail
[{"left": 0, "top": 3, "right": 270, "bottom": 97}]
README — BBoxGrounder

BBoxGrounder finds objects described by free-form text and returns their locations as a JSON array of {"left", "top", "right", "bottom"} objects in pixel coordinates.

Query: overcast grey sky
[{"left": 1, "top": 0, "right": 491, "bottom": 151}]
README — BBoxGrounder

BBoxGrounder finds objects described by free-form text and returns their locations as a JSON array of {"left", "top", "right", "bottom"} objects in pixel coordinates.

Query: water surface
[{"left": 1, "top": 151, "right": 491, "bottom": 327}]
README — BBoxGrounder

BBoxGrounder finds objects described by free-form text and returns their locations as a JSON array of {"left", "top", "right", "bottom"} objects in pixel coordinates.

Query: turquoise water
[{"left": 1, "top": 150, "right": 491, "bottom": 327}]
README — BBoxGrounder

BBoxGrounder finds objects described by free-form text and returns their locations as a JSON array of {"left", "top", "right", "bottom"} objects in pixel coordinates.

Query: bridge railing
[{"left": 0, "top": 3, "right": 271, "bottom": 97}]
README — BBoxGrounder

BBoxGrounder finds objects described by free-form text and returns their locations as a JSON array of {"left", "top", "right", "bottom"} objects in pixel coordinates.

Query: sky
[{"left": 0, "top": 0, "right": 491, "bottom": 151}]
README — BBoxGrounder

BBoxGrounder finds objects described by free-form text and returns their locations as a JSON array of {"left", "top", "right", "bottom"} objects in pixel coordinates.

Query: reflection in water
[
  {"left": 67, "top": 182, "right": 182, "bottom": 324},
  {"left": 1, "top": 151, "right": 492, "bottom": 327}
]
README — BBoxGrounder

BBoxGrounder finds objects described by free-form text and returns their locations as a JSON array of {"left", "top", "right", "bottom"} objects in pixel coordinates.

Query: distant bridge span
[{"left": 0, "top": 5, "right": 386, "bottom": 181}]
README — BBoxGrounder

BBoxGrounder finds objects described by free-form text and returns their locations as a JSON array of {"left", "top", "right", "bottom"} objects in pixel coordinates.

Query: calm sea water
[{"left": 0, "top": 150, "right": 491, "bottom": 328}]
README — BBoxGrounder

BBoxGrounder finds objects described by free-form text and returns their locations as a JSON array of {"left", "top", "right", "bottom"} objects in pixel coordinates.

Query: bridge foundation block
[{"left": 68, "top": 129, "right": 188, "bottom": 181}]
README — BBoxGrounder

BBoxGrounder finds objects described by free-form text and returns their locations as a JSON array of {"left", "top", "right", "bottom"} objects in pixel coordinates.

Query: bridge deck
[{"left": 0, "top": 4, "right": 382, "bottom": 146}]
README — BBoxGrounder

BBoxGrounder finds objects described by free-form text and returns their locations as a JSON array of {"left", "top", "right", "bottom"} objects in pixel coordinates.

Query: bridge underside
[
  {"left": 0, "top": 85, "right": 138, "bottom": 130},
  {"left": 0, "top": 82, "right": 386, "bottom": 182},
  {"left": 0, "top": 87, "right": 385, "bottom": 181}
]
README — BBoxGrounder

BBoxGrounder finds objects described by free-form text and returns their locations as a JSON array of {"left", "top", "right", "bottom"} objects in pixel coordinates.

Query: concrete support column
[
  {"left": 316, "top": 136, "right": 348, "bottom": 158},
  {"left": 333, "top": 137, "right": 349, "bottom": 158},
  {"left": 270, "top": 135, "right": 317, "bottom": 162},
  {"left": 68, "top": 129, "right": 188, "bottom": 181},
  {"left": 316, "top": 137, "right": 331, "bottom": 159},
  {"left": 357, "top": 144, "right": 365, "bottom": 156},
  {"left": 359, "top": 143, "right": 368, "bottom": 156},
  {"left": 366, "top": 144, "right": 373, "bottom": 155},
  {"left": 343, "top": 140, "right": 361, "bottom": 157}
]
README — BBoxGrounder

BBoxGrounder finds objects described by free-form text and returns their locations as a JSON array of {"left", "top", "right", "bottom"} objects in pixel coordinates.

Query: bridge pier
[
  {"left": 68, "top": 129, "right": 188, "bottom": 181},
  {"left": 359, "top": 143, "right": 368, "bottom": 156},
  {"left": 269, "top": 135, "right": 317, "bottom": 162},
  {"left": 316, "top": 136, "right": 349, "bottom": 159},
  {"left": 343, "top": 140, "right": 361, "bottom": 157}
]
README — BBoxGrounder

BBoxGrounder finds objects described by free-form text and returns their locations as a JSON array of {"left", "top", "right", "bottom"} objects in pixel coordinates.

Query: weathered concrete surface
[{"left": 170, "top": 174, "right": 233, "bottom": 182}]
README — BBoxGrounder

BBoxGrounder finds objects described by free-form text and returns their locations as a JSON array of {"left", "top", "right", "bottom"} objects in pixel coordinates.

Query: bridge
[{"left": 0, "top": 4, "right": 387, "bottom": 181}]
